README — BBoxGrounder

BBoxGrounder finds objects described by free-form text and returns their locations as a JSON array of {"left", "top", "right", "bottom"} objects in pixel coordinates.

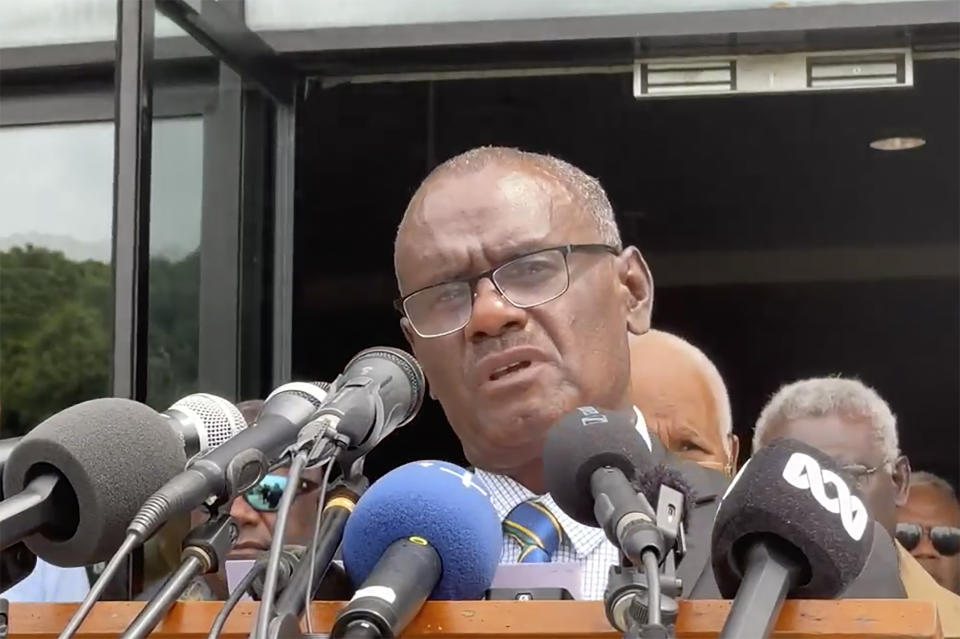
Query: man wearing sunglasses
[
  {"left": 898, "top": 471, "right": 960, "bottom": 594},
  {"left": 393, "top": 146, "right": 729, "bottom": 601},
  {"left": 228, "top": 471, "right": 324, "bottom": 560},
  {"left": 753, "top": 377, "right": 960, "bottom": 636}
]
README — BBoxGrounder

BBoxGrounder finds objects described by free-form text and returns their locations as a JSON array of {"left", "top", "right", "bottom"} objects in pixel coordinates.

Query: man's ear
[
  {"left": 400, "top": 318, "right": 437, "bottom": 401},
  {"left": 727, "top": 433, "right": 741, "bottom": 475},
  {"left": 618, "top": 246, "right": 654, "bottom": 335},
  {"left": 400, "top": 317, "right": 416, "bottom": 350},
  {"left": 893, "top": 455, "right": 911, "bottom": 507}
]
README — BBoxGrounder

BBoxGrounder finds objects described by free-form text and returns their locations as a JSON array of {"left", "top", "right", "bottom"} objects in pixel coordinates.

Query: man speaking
[{"left": 392, "top": 146, "right": 727, "bottom": 599}]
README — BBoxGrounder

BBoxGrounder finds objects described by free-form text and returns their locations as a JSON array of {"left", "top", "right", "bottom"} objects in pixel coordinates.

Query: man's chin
[{"left": 476, "top": 387, "right": 571, "bottom": 425}]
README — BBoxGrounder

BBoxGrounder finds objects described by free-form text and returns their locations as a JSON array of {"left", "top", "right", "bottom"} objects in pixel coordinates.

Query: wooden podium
[{"left": 7, "top": 599, "right": 943, "bottom": 638}]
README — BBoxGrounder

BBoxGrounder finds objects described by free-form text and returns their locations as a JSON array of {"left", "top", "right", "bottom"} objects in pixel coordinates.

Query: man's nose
[
  {"left": 463, "top": 278, "right": 527, "bottom": 341},
  {"left": 229, "top": 495, "right": 262, "bottom": 526},
  {"left": 912, "top": 532, "right": 940, "bottom": 559}
]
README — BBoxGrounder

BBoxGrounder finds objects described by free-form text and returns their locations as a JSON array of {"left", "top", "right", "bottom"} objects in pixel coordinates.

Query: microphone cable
[
  {"left": 304, "top": 457, "right": 337, "bottom": 633},
  {"left": 207, "top": 560, "right": 267, "bottom": 639},
  {"left": 251, "top": 432, "right": 338, "bottom": 639},
  {"left": 251, "top": 450, "right": 309, "bottom": 639}
]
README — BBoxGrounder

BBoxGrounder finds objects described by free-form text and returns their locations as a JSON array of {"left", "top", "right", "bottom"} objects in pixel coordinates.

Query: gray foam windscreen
[{"left": 2, "top": 398, "right": 186, "bottom": 566}]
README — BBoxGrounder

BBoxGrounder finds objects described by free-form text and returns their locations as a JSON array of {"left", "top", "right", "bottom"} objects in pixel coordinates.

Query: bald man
[{"left": 629, "top": 330, "right": 739, "bottom": 477}]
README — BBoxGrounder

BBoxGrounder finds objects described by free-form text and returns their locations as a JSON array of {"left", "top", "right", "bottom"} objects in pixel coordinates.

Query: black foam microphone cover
[
  {"left": 2, "top": 398, "right": 186, "bottom": 566},
  {"left": 634, "top": 465, "right": 696, "bottom": 517},
  {"left": 543, "top": 406, "right": 654, "bottom": 526},
  {"left": 711, "top": 438, "right": 874, "bottom": 599}
]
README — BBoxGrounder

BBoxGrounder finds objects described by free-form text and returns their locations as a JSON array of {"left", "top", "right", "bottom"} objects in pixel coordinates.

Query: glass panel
[
  {"left": 0, "top": 0, "right": 183, "bottom": 48},
  {"left": 144, "top": 9, "right": 207, "bottom": 412},
  {"left": 244, "top": 0, "right": 941, "bottom": 31},
  {"left": 146, "top": 116, "right": 204, "bottom": 410},
  {"left": 0, "top": 122, "right": 114, "bottom": 436},
  {"left": 144, "top": 5, "right": 278, "bottom": 409}
]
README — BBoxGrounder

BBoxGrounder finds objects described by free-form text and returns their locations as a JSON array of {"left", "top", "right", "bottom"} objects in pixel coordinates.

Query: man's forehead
[
  {"left": 395, "top": 163, "right": 594, "bottom": 286},
  {"left": 777, "top": 414, "right": 882, "bottom": 462},
  {"left": 905, "top": 484, "right": 960, "bottom": 520},
  {"left": 408, "top": 164, "right": 571, "bottom": 231}
]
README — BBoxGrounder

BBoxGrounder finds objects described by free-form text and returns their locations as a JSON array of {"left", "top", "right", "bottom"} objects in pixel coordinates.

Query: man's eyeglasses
[
  {"left": 895, "top": 522, "right": 960, "bottom": 556},
  {"left": 394, "top": 243, "right": 619, "bottom": 338},
  {"left": 840, "top": 461, "right": 893, "bottom": 486},
  {"left": 242, "top": 474, "right": 320, "bottom": 513}
]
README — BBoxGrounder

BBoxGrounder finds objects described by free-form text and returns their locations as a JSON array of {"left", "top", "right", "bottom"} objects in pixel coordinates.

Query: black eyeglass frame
[{"left": 393, "top": 243, "right": 620, "bottom": 338}]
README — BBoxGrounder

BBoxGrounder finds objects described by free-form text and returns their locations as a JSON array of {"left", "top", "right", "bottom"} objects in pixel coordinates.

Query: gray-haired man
[{"left": 753, "top": 377, "right": 960, "bottom": 637}]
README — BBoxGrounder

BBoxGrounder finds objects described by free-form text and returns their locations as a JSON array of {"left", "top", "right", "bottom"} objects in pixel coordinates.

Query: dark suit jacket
[{"left": 647, "top": 436, "right": 729, "bottom": 599}]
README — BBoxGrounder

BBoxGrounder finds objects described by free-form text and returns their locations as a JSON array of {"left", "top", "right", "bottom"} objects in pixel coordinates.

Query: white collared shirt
[{"left": 475, "top": 407, "right": 652, "bottom": 600}]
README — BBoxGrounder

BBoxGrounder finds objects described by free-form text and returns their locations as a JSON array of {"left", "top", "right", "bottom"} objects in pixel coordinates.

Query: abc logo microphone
[{"left": 711, "top": 438, "right": 875, "bottom": 639}]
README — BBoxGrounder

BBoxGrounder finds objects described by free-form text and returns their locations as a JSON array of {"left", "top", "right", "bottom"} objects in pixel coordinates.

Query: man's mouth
[{"left": 489, "top": 360, "right": 532, "bottom": 381}]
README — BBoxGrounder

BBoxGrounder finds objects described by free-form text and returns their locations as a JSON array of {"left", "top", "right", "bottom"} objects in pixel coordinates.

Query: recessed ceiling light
[{"left": 870, "top": 136, "right": 926, "bottom": 151}]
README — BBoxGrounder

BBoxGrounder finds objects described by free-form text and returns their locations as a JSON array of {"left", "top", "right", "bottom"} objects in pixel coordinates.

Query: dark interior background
[{"left": 291, "top": 58, "right": 960, "bottom": 489}]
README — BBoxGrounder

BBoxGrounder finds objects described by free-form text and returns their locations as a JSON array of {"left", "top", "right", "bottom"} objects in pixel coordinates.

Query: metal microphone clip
[{"left": 604, "top": 483, "right": 687, "bottom": 639}]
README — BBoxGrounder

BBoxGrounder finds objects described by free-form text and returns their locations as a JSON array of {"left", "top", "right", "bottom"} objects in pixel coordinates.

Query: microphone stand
[
  {"left": 0, "top": 474, "right": 63, "bottom": 551},
  {"left": 603, "top": 484, "right": 686, "bottom": 639},
  {"left": 717, "top": 540, "right": 800, "bottom": 639},
  {"left": 120, "top": 512, "right": 237, "bottom": 639}
]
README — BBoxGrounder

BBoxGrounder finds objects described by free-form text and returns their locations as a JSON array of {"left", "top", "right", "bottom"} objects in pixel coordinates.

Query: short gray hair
[
  {"left": 753, "top": 377, "right": 899, "bottom": 461},
  {"left": 407, "top": 146, "right": 622, "bottom": 249},
  {"left": 911, "top": 471, "right": 959, "bottom": 504}
]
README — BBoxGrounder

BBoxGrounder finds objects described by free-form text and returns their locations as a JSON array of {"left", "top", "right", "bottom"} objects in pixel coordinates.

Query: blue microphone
[{"left": 335, "top": 461, "right": 502, "bottom": 638}]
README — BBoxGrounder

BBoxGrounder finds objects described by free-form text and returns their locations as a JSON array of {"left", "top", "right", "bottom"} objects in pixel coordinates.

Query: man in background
[
  {"left": 181, "top": 399, "right": 349, "bottom": 600},
  {"left": 898, "top": 471, "right": 960, "bottom": 594},
  {"left": 629, "top": 329, "right": 738, "bottom": 477},
  {"left": 752, "top": 376, "right": 960, "bottom": 636}
]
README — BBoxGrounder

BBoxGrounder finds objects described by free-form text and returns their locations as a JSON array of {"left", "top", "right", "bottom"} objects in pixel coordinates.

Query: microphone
[
  {"left": 542, "top": 407, "right": 656, "bottom": 559},
  {"left": 293, "top": 348, "right": 424, "bottom": 466},
  {"left": 634, "top": 466, "right": 696, "bottom": 523},
  {"left": 127, "top": 381, "right": 329, "bottom": 544},
  {"left": 1, "top": 398, "right": 188, "bottom": 566},
  {"left": 333, "top": 461, "right": 501, "bottom": 639},
  {"left": 544, "top": 407, "right": 690, "bottom": 635},
  {"left": 161, "top": 393, "right": 248, "bottom": 458},
  {"left": 711, "top": 438, "right": 874, "bottom": 639},
  {"left": 0, "top": 393, "right": 246, "bottom": 565}
]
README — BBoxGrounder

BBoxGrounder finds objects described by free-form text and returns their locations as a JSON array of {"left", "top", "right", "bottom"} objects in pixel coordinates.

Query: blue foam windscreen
[{"left": 342, "top": 460, "right": 502, "bottom": 600}]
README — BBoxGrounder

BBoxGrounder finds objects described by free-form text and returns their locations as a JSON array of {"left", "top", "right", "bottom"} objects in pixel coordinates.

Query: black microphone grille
[{"left": 348, "top": 347, "right": 425, "bottom": 423}]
